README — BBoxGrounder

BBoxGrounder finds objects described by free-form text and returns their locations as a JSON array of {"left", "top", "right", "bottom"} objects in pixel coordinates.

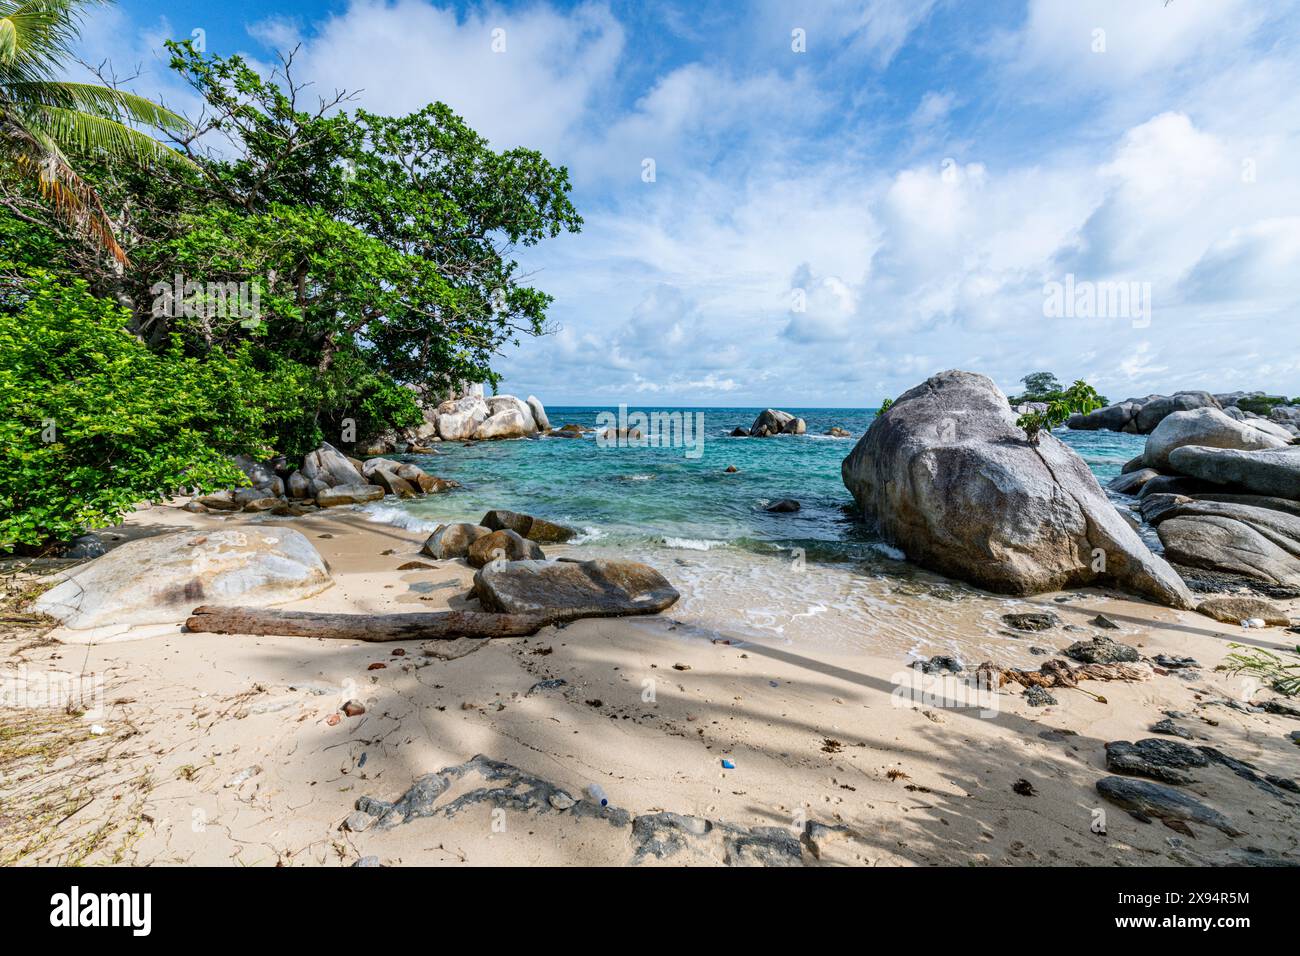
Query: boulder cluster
[
  {"left": 359, "top": 391, "right": 554, "bottom": 454},
  {"left": 1106, "top": 405, "right": 1300, "bottom": 594},
  {"left": 1068, "top": 390, "right": 1300, "bottom": 437},
  {"left": 738, "top": 408, "right": 807, "bottom": 437},
  {"left": 191, "top": 443, "right": 456, "bottom": 515},
  {"left": 840, "top": 370, "right": 1194, "bottom": 608}
]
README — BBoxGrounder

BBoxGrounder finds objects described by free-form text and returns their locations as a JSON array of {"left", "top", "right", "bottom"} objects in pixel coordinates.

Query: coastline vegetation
[{"left": 0, "top": 3, "right": 581, "bottom": 552}]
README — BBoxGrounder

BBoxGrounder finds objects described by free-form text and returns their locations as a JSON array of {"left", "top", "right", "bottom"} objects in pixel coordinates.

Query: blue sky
[{"left": 86, "top": 1, "right": 1300, "bottom": 405}]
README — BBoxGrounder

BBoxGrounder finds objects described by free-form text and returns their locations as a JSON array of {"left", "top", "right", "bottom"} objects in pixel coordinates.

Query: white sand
[{"left": 3, "top": 503, "right": 1298, "bottom": 866}]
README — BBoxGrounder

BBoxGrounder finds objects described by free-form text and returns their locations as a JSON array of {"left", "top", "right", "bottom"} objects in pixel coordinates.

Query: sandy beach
[{"left": 3, "top": 502, "right": 1297, "bottom": 867}]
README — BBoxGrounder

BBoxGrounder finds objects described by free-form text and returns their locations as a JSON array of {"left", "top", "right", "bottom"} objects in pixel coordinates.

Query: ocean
[{"left": 365, "top": 407, "right": 1148, "bottom": 661}]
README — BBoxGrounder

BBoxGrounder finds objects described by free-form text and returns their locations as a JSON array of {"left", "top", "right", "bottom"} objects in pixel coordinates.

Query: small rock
[
  {"left": 724, "top": 465, "right": 739, "bottom": 473},
  {"left": 911, "top": 655, "right": 963, "bottom": 674},
  {"left": 672, "top": 662, "right": 692, "bottom": 671},
  {"left": 367, "top": 662, "right": 386, "bottom": 671},
  {"left": 342, "top": 700, "right": 366, "bottom": 717},
  {"left": 765, "top": 499, "right": 801, "bottom": 513},
  {"left": 1197, "top": 596, "right": 1289, "bottom": 626},
  {"left": 1091, "top": 614, "right": 1121, "bottom": 630},
  {"left": 1001, "top": 612, "right": 1060, "bottom": 632},
  {"left": 343, "top": 810, "right": 374, "bottom": 832},
  {"left": 1025, "top": 685, "right": 1057, "bottom": 707},
  {"left": 351, "top": 856, "right": 381, "bottom": 867},
  {"left": 1150, "top": 718, "right": 1193, "bottom": 739},
  {"left": 1152, "top": 654, "right": 1199, "bottom": 669},
  {"left": 548, "top": 791, "right": 576, "bottom": 810},
  {"left": 1064, "top": 634, "right": 1140, "bottom": 664}
]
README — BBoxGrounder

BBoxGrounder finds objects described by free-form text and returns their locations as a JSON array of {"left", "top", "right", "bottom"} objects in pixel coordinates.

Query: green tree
[
  {"left": 0, "top": 0, "right": 190, "bottom": 261},
  {"left": 1016, "top": 380, "right": 1104, "bottom": 444},
  {"left": 0, "top": 265, "right": 305, "bottom": 550}
]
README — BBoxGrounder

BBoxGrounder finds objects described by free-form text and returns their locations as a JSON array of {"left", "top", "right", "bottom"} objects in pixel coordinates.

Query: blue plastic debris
[{"left": 721, "top": 759, "right": 735, "bottom": 769}]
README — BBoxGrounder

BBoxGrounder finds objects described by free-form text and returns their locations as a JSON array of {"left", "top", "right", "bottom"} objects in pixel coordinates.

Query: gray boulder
[
  {"left": 436, "top": 395, "right": 490, "bottom": 441},
  {"left": 1134, "top": 391, "right": 1220, "bottom": 433},
  {"left": 34, "top": 528, "right": 331, "bottom": 633},
  {"left": 286, "top": 471, "right": 312, "bottom": 499},
  {"left": 1144, "top": 407, "right": 1288, "bottom": 470},
  {"left": 1108, "top": 468, "right": 1160, "bottom": 496},
  {"left": 1197, "top": 596, "right": 1290, "bottom": 626},
  {"left": 301, "top": 442, "right": 365, "bottom": 488},
  {"left": 750, "top": 409, "right": 804, "bottom": 436},
  {"left": 481, "top": 509, "right": 576, "bottom": 543},
  {"left": 421, "top": 523, "right": 492, "bottom": 560},
  {"left": 526, "top": 395, "right": 551, "bottom": 432},
  {"left": 1157, "top": 512, "right": 1300, "bottom": 588},
  {"left": 467, "top": 529, "right": 546, "bottom": 568},
  {"left": 1167, "top": 445, "right": 1300, "bottom": 499},
  {"left": 316, "top": 483, "right": 385, "bottom": 507},
  {"left": 1068, "top": 402, "right": 1140, "bottom": 432},
  {"left": 840, "top": 371, "right": 1194, "bottom": 607},
  {"left": 1269, "top": 405, "right": 1300, "bottom": 424},
  {"left": 472, "top": 558, "right": 680, "bottom": 619}
]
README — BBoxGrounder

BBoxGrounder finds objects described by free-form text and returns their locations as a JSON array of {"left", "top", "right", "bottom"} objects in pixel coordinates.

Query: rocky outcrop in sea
[{"left": 1068, "top": 390, "right": 1300, "bottom": 437}]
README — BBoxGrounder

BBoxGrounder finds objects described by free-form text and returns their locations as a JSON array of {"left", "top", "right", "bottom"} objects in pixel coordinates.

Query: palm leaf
[
  {"left": 7, "top": 81, "right": 189, "bottom": 131},
  {"left": 0, "top": 107, "right": 126, "bottom": 262},
  {"left": 25, "top": 105, "right": 190, "bottom": 168}
]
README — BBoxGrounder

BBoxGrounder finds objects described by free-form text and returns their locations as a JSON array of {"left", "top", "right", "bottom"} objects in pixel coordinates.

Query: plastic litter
[
  {"left": 586, "top": 784, "right": 608, "bottom": 807},
  {"left": 721, "top": 758, "right": 736, "bottom": 769}
]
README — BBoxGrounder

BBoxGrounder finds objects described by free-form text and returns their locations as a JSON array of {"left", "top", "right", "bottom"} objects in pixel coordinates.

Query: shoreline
[{"left": 4, "top": 504, "right": 1298, "bottom": 866}]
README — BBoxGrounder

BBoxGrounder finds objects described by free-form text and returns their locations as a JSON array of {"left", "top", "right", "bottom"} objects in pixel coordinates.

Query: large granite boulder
[
  {"left": 1167, "top": 445, "right": 1300, "bottom": 499},
  {"left": 34, "top": 528, "right": 331, "bottom": 633},
  {"left": 1068, "top": 401, "right": 1141, "bottom": 432},
  {"left": 840, "top": 370, "right": 1194, "bottom": 607},
  {"left": 526, "top": 395, "right": 551, "bottom": 431},
  {"left": 316, "top": 483, "right": 385, "bottom": 507},
  {"left": 481, "top": 509, "right": 577, "bottom": 543},
  {"left": 301, "top": 442, "right": 365, "bottom": 487},
  {"left": 421, "top": 523, "right": 491, "bottom": 559},
  {"left": 1143, "top": 408, "right": 1289, "bottom": 470},
  {"left": 1269, "top": 405, "right": 1300, "bottom": 425},
  {"left": 466, "top": 529, "right": 545, "bottom": 568},
  {"left": 1150, "top": 498, "right": 1300, "bottom": 588},
  {"left": 437, "top": 395, "right": 490, "bottom": 441},
  {"left": 474, "top": 406, "right": 533, "bottom": 440},
  {"left": 1107, "top": 468, "right": 1161, "bottom": 496},
  {"left": 472, "top": 558, "right": 680, "bottom": 619},
  {"left": 750, "top": 409, "right": 805, "bottom": 436},
  {"left": 1134, "top": 391, "right": 1220, "bottom": 433}
]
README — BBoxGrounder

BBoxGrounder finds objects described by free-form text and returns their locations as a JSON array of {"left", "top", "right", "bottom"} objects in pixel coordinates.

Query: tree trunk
[{"left": 185, "top": 605, "right": 555, "bottom": 642}]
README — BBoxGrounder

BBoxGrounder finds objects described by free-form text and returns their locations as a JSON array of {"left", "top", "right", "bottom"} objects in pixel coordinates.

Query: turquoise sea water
[{"left": 366, "top": 407, "right": 1147, "bottom": 656}]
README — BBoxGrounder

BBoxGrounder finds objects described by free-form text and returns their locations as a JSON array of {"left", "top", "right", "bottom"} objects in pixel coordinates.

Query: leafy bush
[
  {"left": 1236, "top": 395, "right": 1290, "bottom": 416},
  {"left": 0, "top": 268, "right": 301, "bottom": 551},
  {"left": 875, "top": 397, "right": 894, "bottom": 419},
  {"left": 1016, "top": 380, "right": 1104, "bottom": 444}
]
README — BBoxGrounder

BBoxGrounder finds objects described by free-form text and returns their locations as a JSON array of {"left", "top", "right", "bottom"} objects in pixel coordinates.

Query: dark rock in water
[
  {"left": 1064, "top": 634, "right": 1140, "bottom": 664},
  {"left": 840, "top": 370, "right": 1193, "bottom": 607},
  {"left": 1150, "top": 718, "right": 1193, "bottom": 739},
  {"left": 1029, "top": 646, "right": 1050, "bottom": 656},
  {"left": 1095, "top": 776, "right": 1243, "bottom": 837},
  {"left": 912, "top": 655, "right": 963, "bottom": 674},
  {"left": 473, "top": 558, "right": 680, "bottom": 620},
  {"left": 480, "top": 509, "right": 576, "bottom": 543},
  {"left": 749, "top": 409, "right": 805, "bottom": 437},
  {"left": 1104, "top": 738, "right": 1209, "bottom": 784},
  {"left": 1091, "top": 614, "right": 1121, "bottom": 630},
  {"left": 724, "top": 465, "right": 739, "bottom": 473},
  {"left": 765, "top": 498, "right": 801, "bottom": 513},
  {"left": 1120, "top": 454, "right": 1147, "bottom": 474},
  {"left": 1152, "top": 654, "right": 1199, "bottom": 670},
  {"left": 1197, "top": 596, "right": 1289, "bottom": 625},
  {"left": 1025, "top": 685, "right": 1057, "bottom": 707},
  {"left": 730, "top": 427, "right": 748, "bottom": 437},
  {"left": 1002, "top": 612, "right": 1060, "bottom": 632},
  {"left": 1108, "top": 468, "right": 1161, "bottom": 496},
  {"left": 466, "top": 529, "right": 545, "bottom": 569}
]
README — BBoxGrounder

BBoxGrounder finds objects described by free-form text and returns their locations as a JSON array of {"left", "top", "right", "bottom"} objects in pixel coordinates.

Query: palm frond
[
  {"left": 0, "top": 107, "right": 126, "bottom": 262},
  {"left": 25, "top": 104, "right": 190, "bottom": 168},
  {"left": 0, "top": 1, "right": 106, "bottom": 84},
  {"left": 6, "top": 80, "right": 189, "bottom": 131}
]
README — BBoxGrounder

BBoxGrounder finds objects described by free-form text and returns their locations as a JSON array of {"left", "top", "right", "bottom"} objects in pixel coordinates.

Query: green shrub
[
  {"left": 0, "top": 268, "right": 301, "bottom": 551},
  {"left": 1236, "top": 395, "right": 1290, "bottom": 416}
]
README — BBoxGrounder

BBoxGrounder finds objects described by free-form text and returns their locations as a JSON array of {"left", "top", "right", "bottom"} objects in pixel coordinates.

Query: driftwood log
[{"left": 185, "top": 605, "right": 558, "bottom": 642}]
